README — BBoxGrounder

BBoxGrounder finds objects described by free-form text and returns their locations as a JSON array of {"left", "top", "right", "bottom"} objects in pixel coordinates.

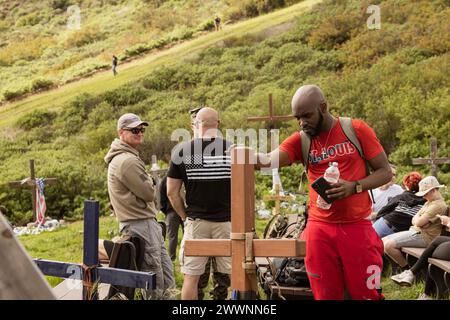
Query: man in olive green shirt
[{"left": 383, "top": 176, "right": 447, "bottom": 268}]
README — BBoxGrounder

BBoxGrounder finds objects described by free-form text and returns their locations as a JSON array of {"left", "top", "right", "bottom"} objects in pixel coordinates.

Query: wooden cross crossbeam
[
  {"left": 8, "top": 160, "right": 58, "bottom": 221},
  {"left": 412, "top": 138, "right": 450, "bottom": 177},
  {"left": 184, "top": 147, "right": 306, "bottom": 300},
  {"left": 247, "top": 93, "right": 295, "bottom": 130},
  {"left": 33, "top": 200, "right": 156, "bottom": 300},
  {"left": 264, "top": 184, "right": 293, "bottom": 216}
]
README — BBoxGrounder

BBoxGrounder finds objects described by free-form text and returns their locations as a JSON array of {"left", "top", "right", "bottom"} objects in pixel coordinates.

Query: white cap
[{"left": 415, "top": 176, "right": 445, "bottom": 197}]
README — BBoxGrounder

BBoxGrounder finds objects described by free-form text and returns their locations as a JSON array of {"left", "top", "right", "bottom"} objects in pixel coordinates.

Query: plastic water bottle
[{"left": 317, "top": 162, "right": 340, "bottom": 210}]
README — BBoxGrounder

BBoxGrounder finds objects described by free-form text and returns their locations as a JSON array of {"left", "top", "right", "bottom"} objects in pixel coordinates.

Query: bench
[
  {"left": 401, "top": 247, "right": 426, "bottom": 269},
  {"left": 401, "top": 247, "right": 450, "bottom": 299},
  {"left": 428, "top": 258, "right": 450, "bottom": 299}
]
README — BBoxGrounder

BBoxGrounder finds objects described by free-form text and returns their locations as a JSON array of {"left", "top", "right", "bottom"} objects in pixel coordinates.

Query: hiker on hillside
[
  {"left": 104, "top": 113, "right": 175, "bottom": 299},
  {"left": 167, "top": 107, "right": 232, "bottom": 300},
  {"left": 214, "top": 15, "right": 221, "bottom": 31},
  {"left": 112, "top": 55, "right": 118, "bottom": 76},
  {"left": 257, "top": 84, "right": 392, "bottom": 300}
]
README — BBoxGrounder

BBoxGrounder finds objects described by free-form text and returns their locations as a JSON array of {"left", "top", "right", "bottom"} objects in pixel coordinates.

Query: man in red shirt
[{"left": 257, "top": 84, "right": 392, "bottom": 300}]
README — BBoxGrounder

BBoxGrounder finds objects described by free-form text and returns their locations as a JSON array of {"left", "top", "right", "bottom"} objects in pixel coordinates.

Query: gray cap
[{"left": 117, "top": 113, "right": 148, "bottom": 130}]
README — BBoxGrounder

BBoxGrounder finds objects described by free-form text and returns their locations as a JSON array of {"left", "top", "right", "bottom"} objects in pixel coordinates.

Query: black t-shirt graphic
[{"left": 167, "top": 138, "right": 231, "bottom": 222}]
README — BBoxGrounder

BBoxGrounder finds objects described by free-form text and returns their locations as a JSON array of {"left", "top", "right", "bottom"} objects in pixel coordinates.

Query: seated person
[
  {"left": 390, "top": 215, "right": 450, "bottom": 300},
  {"left": 371, "top": 164, "right": 404, "bottom": 213},
  {"left": 372, "top": 172, "right": 424, "bottom": 238},
  {"left": 383, "top": 176, "right": 447, "bottom": 269}
]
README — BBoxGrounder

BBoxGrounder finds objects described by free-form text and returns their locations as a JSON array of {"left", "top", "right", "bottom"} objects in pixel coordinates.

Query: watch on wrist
[{"left": 355, "top": 181, "right": 363, "bottom": 194}]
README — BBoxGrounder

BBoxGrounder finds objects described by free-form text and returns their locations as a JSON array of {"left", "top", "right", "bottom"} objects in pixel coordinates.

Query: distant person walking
[
  {"left": 214, "top": 16, "right": 221, "bottom": 31},
  {"left": 112, "top": 55, "right": 118, "bottom": 76}
]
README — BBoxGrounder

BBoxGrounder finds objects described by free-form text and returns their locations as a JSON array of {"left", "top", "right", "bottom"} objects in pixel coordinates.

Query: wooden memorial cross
[
  {"left": 247, "top": 93, "right": 295, "bottom": 130},
  {"left": 9, "top": 159, "right": 58, "bottom": 222},
  {"left": 412, "top": 138, "right": 450, "bottom": 177},
  {"left": 184, "top": 147, "right": 306, "bottom": 299},
  {"left": 33, "top": 200, "right": 156, "bottom": 300},
  {"left": 264, "top": 184, "right": 292, "bottom": 216}
]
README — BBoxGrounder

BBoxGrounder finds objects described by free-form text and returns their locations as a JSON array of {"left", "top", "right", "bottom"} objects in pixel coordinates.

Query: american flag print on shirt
[{"left": 184, "top": 154, "right": 231, "bottom": 181}]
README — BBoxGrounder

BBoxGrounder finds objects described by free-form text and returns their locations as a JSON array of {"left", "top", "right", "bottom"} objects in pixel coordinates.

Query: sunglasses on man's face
[{"left": 124, "top": 127, "right": 146, "bottom": 134}]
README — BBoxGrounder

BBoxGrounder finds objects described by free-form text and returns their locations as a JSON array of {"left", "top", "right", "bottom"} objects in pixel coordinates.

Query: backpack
[
  {"left": 299, "top": 117, "right": 374, "bottom": 201},
  {"left": 106, "top": 235, "right": 146, "bottom": 300}
]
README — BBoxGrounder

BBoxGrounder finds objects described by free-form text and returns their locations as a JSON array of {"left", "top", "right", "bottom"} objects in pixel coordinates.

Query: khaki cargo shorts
[{"left": 179, "top": 218, "right": 231, "bottom": 276}]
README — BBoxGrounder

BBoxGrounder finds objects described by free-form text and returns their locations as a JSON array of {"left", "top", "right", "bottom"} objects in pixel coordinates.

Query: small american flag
[{"left": 36, "top": 178, "right": 46, "bottom": 226}]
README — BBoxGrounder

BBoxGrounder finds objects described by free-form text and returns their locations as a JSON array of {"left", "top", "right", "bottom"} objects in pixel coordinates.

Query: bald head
[
  {"left": 291, "top": 84, "right": 326, "bottom": 111},
  {"left": 291, "top": 85, "right": 333, "bottom": 137},
  {"left": 195, "top": 107, "right": 219, "bottom": 129}
]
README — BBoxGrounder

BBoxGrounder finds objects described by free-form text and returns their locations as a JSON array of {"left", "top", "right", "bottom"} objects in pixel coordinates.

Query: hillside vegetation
[
  {"left": 1, "top": 0, "right": 449, "bottom": 224},
  {"left": 0, "top": 0, "right": 300, "bottom": 102}
]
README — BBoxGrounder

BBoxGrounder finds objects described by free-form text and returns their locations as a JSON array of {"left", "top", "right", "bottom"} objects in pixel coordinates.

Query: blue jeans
[{"left": 372, "top": 217, "right": 396, "bottom": 238}]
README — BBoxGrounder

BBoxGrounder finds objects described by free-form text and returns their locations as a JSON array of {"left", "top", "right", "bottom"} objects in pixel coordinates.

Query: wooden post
[
  {"left": 412, "top": 137, "right": 450, "bottom": 178},
  {"left": 30, "top": 160, "right": 37, "bottom": 219},
  {"left": 231, "top": 147, "right": 256, "bottom": 299},
  {"left": 82, "top": 200, "right": 99, "bottom": 300},
  {"left": 0, "top": 210, "right": 55, "bottom": 300}
]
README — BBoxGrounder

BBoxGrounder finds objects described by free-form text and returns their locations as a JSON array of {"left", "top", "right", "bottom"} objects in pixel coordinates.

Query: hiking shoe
[
  {"left": 391, "top": 269, "right": 415, "bottom": 286},
  {"left": 417, "top": 293, "right": 432, "bottom": 300}
]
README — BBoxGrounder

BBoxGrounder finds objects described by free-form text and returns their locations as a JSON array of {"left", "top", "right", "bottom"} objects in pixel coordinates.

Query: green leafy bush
[
  {"left": 16, "top": 110, "right": 57, "bottom": 130},
  {"left": 31, "top": 78, "right": 54, "bottom": 92}
]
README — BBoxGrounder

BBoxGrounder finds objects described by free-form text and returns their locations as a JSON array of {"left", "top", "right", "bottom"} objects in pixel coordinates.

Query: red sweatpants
[{"left": 301, "top": 219, "right": 384, "bottom": 300}]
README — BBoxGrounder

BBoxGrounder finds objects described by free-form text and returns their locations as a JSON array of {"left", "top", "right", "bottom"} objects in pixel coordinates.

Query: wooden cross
[
  {"left": 9, "top": 160, "right": 58, "bottom": 222},
  {"left": 412, "top": 138, "right": 450, "bottom": 178},
  {"left": 184, "top": 147, "right": 306, "bottom": 299},
  {"left": 33, "top": 200, "right": 156, "bottom": 300},
  {"left": 264, "top": 184, "right": 293, "bottom": 216},
  {"left": 247, "top": 93, "right": 295, "bottom": 130}
]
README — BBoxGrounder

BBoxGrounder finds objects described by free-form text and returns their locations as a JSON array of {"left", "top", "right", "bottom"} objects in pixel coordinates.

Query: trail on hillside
[{"left": 0, "top": 0, "right": 320, "bottom": 129}]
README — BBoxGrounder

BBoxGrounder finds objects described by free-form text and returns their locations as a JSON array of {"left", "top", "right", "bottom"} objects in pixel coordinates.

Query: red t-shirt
[{"left": 280, "top": 119, "right": 384, "bottom": 223}]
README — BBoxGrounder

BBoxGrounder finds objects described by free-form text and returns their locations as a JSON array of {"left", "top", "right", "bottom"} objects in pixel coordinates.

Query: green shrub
[
  {"left": 102, "top": 86, "right": 149, "bottom": 107},
  {"left": 51, "top": 0, "right": 72, "bottom": 10},
  {"left": 16, "top": 110, "right": 57, "bottom": 130},
  {"left": 31, "top": 78, "right": 54, "bottom": 92},
  {"left": 65, "top": 26, "right": 105, "bottom": 48},
  {"left": 2, "top": 87, "right": 30, "bottom": 101}
]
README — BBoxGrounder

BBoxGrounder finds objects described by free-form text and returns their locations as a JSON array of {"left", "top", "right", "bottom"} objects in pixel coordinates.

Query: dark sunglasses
[{"left": 124, "top": 127, "right": 146, "bottom": 134}]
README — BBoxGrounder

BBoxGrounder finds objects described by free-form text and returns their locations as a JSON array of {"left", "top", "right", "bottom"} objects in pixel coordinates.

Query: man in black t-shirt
[{"left": 167, "top": 107, "right": 231, "bottom": 300}]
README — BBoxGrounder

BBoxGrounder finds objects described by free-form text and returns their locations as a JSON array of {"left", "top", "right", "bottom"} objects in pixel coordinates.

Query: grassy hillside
[
  {"left": 0, "top": 0, "right": 449, "bottom": 227},
  {"left": 0, "top": 0, "right": 301, "bottom": 102}
]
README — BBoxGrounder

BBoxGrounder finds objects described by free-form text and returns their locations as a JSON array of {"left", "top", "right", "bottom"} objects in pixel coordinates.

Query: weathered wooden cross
[
  {"left": 247, "top": 93, "right": 295, "bottom": 130},
  {"left": 412, "top": 138, "right": 450, "bottom": 178},
  {"left": 9, "top": 159, "right": 58, "bottom": 223},
  {"left": 264, "top": 184, "right": 293, "bottom": 216},
  {"left": 33, "top": 200, "right": 156, "bottom": 300},
  {"left": 184, "top": 147, "right": 306, "bottom": 299}
]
